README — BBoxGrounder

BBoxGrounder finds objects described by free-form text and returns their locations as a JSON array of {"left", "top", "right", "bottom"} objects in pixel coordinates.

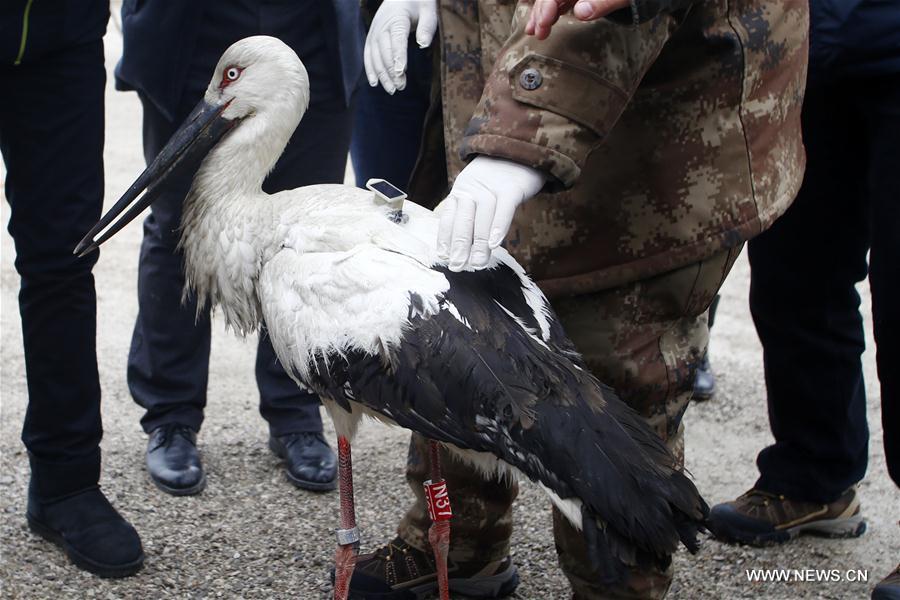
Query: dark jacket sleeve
[
  {"left": 460, "top": 5, "right": 679, "bottom": 186},
  {"left": 114, "top": 0, "right": 202, "bottom": 122},
  {"left": 809, "top": 0, "right": 900, "bottom": 79}
]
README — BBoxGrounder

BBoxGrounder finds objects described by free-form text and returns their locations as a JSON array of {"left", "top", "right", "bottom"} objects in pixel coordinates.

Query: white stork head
[
  {"left": 75, "top": 36, "right": 310, "bottom": 256},
  {"left": 210, "top": 35, "right": 310, "bottom": 176},
  {"left": 212, "top": 35, "right": 310, "bottom": 126}
]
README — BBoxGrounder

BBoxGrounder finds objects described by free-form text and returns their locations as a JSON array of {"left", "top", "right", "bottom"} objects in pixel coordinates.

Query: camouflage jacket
[{"left": 408, "top": 0, "right": 809, "bottom": 298}]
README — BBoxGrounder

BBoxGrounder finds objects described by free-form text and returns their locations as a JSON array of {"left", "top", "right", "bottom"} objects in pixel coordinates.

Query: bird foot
[
  {"left": 428, "top": 520, "right": 451, "bottom": 600},
  {"left": 333, "top": 542, "right": 359, "bottom": 600}
]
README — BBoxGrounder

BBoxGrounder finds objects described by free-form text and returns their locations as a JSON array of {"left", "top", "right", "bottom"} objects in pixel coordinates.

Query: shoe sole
[
  {"left": 27, "top": 514, "right": 144, "bottom": 578},
  {"left": 374, "top": 562, "right": 520, "bottom": 600},
  {"left": 149, "top": 471, "right": 207, "bottom": 497},
  {"left": 449, "top": 562, "right": 520, "bottom": 598},
  {"left": 712, "top": 514, "right": 867, "bottom": 547},
  {"left": 268, "top": 438, "right": 337, "bottom": 492}
]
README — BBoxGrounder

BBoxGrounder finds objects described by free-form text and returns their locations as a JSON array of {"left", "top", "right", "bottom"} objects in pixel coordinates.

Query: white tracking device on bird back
[
  {"left": 366, "top": 178, "right": 407, "bottom": 208},
  {"left": 366, "top": 178, "right": 409, "bottom": 224}
]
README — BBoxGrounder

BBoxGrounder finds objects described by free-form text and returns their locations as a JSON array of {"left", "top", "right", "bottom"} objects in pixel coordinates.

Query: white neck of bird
[
  {"left": 177, "top": 102, "right": 304, "bottom": 333},
  {"left": 194, "top": 108, "right": 298, "bottom": 199}
]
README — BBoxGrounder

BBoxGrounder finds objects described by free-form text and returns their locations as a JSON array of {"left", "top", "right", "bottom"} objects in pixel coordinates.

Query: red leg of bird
[
  {"left": 333, "top": 436, "right": 359, "bottom": 600},
  {"left": 425, "top": 440, "right": 451, "bottom": 600}
]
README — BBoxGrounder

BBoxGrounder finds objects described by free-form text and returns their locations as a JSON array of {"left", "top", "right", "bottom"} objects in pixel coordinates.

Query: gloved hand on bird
[{"left": 437, "top": 156, "right": 545, "bottom": 271}]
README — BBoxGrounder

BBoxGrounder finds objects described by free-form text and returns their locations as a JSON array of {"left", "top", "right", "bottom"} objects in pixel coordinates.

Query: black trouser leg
[
  {"left": 749, "top": 79, "right": 871, "bottom": 504},
  {"left": 0, "top": 38, "right": 106, "bottom": 497},
  {"left": 127, "top": 94, "right": 212, "bottom": 434},
  {"left": 350, "top": 44, "right": 432, "bottom": 189},
  {"left": 859, "top": 75, "right": 900, "bottom": 487}
]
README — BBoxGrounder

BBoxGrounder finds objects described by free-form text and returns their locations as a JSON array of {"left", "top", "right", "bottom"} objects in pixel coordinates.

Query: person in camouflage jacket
[{"left": 351, "top": 0, "right": 809, "bottom": 598}]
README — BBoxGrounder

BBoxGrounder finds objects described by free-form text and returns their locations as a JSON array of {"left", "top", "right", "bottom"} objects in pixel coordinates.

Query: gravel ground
[{"left": 2, "top": 25, "right": 897, "bottom": 600}]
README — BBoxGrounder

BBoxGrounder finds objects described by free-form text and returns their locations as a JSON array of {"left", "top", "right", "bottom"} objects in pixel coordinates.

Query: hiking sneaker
[
  {"left": 345, "top": 537, "right": 519, "bottom": 599},
  {"left": 872, "top": 563, "right": 900, "bottom": 600},
  {"left": 708, "top": 487, "right": 866, "bottom": 546}
]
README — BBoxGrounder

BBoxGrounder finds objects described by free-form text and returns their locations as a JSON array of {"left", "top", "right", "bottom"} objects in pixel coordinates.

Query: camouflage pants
[{"left": 397, "top": 246, "right": 742, "bottom": 599}]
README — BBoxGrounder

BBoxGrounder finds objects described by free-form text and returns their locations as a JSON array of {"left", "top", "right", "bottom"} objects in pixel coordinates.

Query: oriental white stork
[{"left": 77, "top": 36, "right": 707, "bottom": 600}]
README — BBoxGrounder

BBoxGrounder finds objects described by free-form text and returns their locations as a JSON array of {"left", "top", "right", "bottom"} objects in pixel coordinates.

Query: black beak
[{"left": 74, "top": 98, "right": 240, "bottom": 257}]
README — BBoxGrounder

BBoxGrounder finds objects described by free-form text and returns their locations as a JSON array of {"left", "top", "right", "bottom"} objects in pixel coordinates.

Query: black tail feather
[
  {"left": 581, "top": 505, "right": 630, "bottom": 585},
  {"left": 578, "top": 472, "right": 709, "bottom": 585},
  {"left": 674, "top": 498, "right": 709, "bottom": 554}
]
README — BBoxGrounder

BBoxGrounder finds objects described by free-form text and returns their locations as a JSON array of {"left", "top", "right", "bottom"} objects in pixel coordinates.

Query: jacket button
[{"left": 519, "top": 68, "right": 542, "bottom": 90}]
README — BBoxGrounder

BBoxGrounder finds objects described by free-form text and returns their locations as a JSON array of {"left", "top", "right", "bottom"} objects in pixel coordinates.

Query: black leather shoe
[
  {"left": 269, "top": 432, "right": 337, "bottom": 491},
  {"left": 27, "top": 486, "right": 144, "bottom": 578},
  {"left": 146, "top": 424, "right": 206, "bottom": 496}
]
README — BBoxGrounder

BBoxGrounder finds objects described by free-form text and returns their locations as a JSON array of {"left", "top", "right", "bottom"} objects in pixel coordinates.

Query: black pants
[
  {"left": 0, "top": 0, "right": 109, "bottom": 497},
  {"left": 750, "top": 73, "right": 900, "bottom": 503},
  {"left": 127, "top": 1, "right": 353, "bottom": 436},
  {"left": 350, "top": 44, "right": 432, "bottom": 189}
]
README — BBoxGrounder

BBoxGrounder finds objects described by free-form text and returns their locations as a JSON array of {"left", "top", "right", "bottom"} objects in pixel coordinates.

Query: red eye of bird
[{"left": 220, "top": 66, "right": 243, "bottom": 89}]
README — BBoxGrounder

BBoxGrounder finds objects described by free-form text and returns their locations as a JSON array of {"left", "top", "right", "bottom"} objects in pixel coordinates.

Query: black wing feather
[{"left": 303, "top": 263, "right": 707, "bottom": 579}]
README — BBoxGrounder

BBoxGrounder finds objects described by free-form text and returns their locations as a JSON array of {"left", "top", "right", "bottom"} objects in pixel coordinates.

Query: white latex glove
[
  {"left": 364, "top": 0, "right": 438, "bottom": 94},
  {"left": 437, "top": 156, "right": 546, "bottom": 271}
]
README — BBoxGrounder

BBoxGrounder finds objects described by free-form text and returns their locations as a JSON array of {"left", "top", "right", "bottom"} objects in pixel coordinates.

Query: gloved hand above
[
  {"left": 364, "top": 0, "right": 438, "bottom": 94},
  {"left": 437, "top": 156, "right": 546, "bottom": 272}
]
